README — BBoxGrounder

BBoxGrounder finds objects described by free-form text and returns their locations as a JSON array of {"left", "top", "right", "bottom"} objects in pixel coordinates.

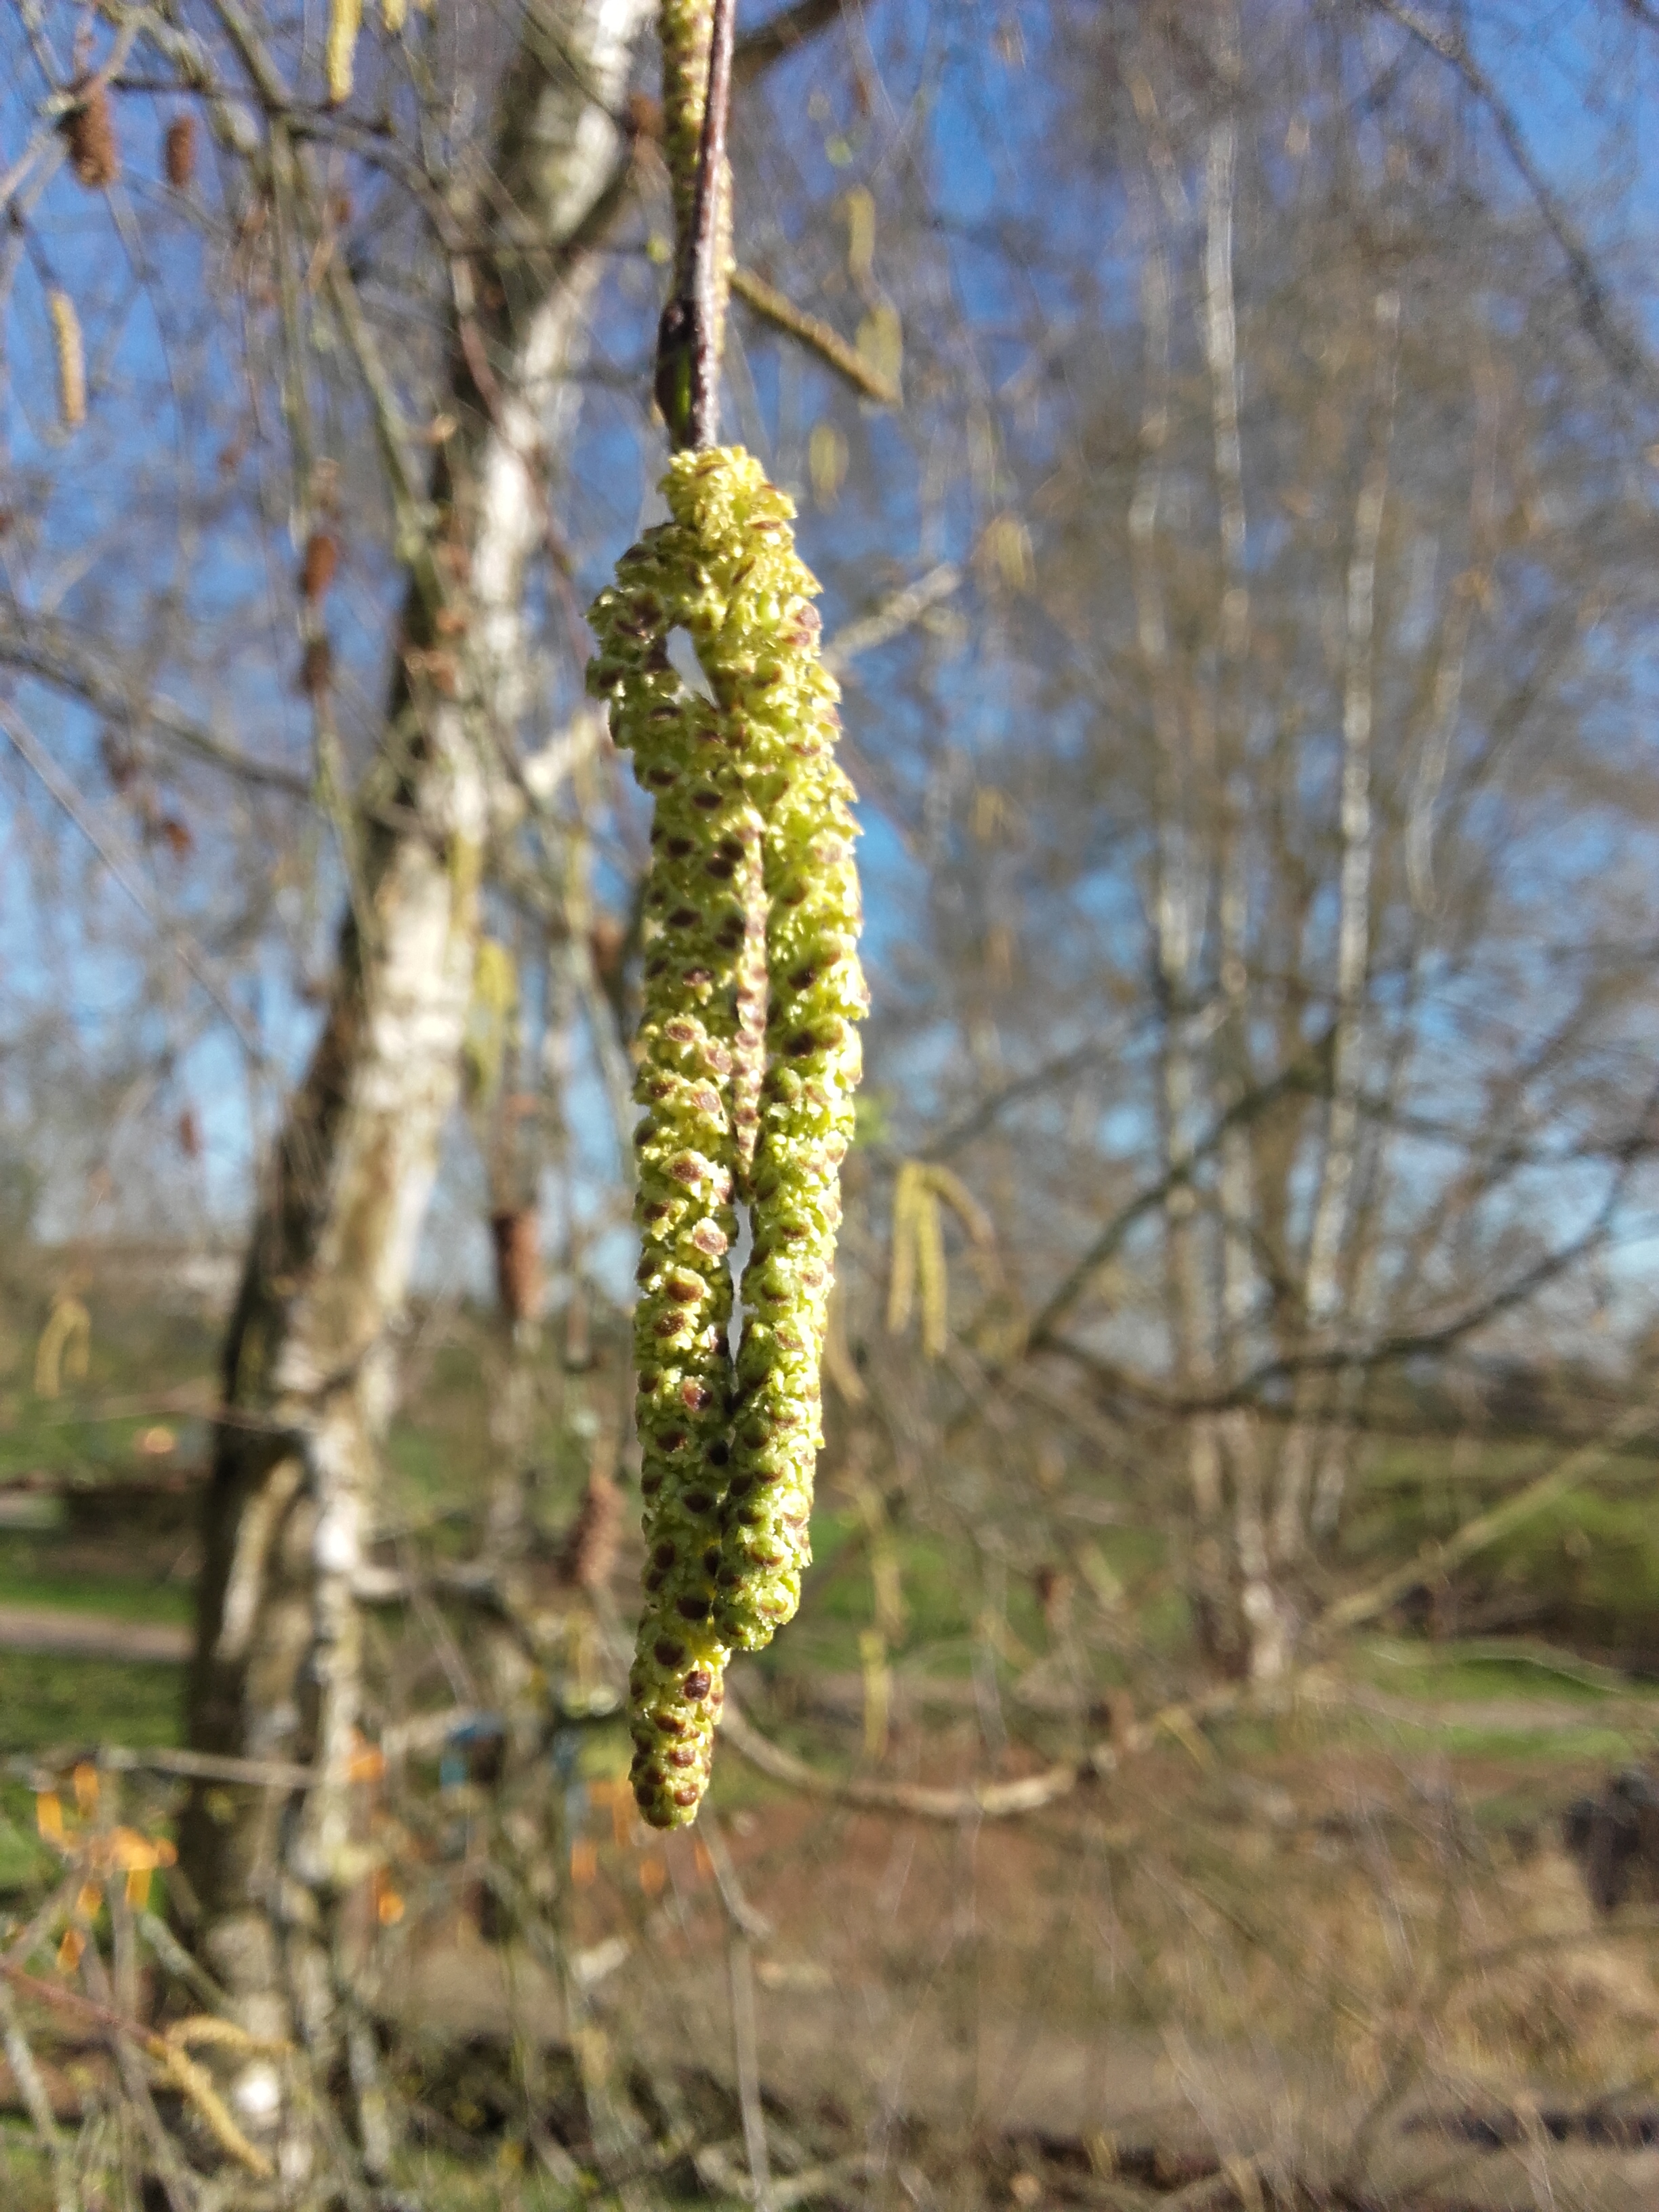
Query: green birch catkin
[
  {"left": 716, "top": 613, "right": 865, "bottom": 1650},
  {"left": 588, "top": 457, "right": 758, "bottom": 1828},
  {"left": 588, "top": 445, "right": 864, "bottom": 1823}
]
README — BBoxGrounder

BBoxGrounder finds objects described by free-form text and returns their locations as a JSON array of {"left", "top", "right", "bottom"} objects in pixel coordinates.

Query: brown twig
[
  {"left": 0, "top": 1960, "right": 281, "bottom": 2177},
  {"left": 732, "top": 0, "right": 845, "bottom": 83},
  {"left": 0, "top": 1979, "right": 75, "bottom": 2212},
  {"left": 1319, "top": 1398, "right": 1659, "bottom": 1635},
  {"left": 718, "top": 1683, "right": 1245, "bottom": 1821},
  {"left": 657, "top": 0, "right": 738, "bottom": 447},
  {"left": 729, "top": 263, "right": 901, "bottom": 408}
]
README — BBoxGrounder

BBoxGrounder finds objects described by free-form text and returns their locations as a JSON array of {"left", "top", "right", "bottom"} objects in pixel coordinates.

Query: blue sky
[{"left": 3, "top": 0, "right": 1658, "bottom": 1329}]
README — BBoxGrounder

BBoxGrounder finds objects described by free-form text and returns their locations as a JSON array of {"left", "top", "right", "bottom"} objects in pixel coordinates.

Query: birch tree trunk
[
  {"left": 1199, "top": 71, "right": 1288, "bottom": 1683},
  {"left": 178, "top": 0, "right": 652, "bottom": 2135},
  {"left": 1123, "top": 150, "right": 1233, "bottom": 1671},
  {"left": 1271, "top": 288, "right": 1401, "bottom": 1570}
]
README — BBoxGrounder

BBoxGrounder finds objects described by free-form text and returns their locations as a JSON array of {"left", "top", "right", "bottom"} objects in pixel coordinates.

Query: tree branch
[
  {"left": 730, "top": 263, "right": 901, "bottom": 407},
  {"left": 0, "top": 703, "right": 268, "bottom": 1062},
  {"left": 1320, "top": 1399, "right": 1659, "bottom": 1634},
  {"left": 1025, "top": 1029, "right": 1336, "bottom": 1352},
  {"left": 0, "top": 601, "right": 311, "bottom": 798},
  {"left": 658, "top": 0, "right": 738, "bottom": 449},
  {"left": 719, "top": 1681, "right": 1244, "bottom": 1822},
  {"left": 732, "top": 0, "right": 845, "bottom": 84},
  {"left": 1361, "top": 0, "right": 1654, "bottom": 394},
  {"left": 822, "top": 561, "right": 960, "bottom": 674}
]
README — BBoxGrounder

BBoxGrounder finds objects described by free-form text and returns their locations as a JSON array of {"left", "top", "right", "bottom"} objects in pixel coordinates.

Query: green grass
[
  {"left": 0, "top": 2133, "right": 51, "bottom": 2212},
  {"left": 0, "top": 1412, "right": 210, "bottom": 1485},
  {"left": 0, "top": 1649, "right": 183, "bottom": 1757},
  {"left": 1338, "top": 1431, "right": 1659, "bottom": 1659},
  {"left": 1347, "top": 1714, "right": 1654, "bottom": 1763},
  {"left": 0, "top": 1803, "right": 48, "bottom": 1891},
  {"left": 1332, "top": 1632, "right": 1659, "bottom": 1763},
  {"left": 1355, "top": 1634, "right": 1643, "bottom": 1704},
  {"left": 0, "top": 1538, "right": 192, "bottom": 1624}
]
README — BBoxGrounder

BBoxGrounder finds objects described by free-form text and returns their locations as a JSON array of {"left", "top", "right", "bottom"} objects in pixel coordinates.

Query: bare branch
[
  {"left": 730, "top": 262, "right": 901, "bottom": 407},
  {"left": 0, "top": 704, "right": 269, "bottom": 1061},
  {"left": 1361, "top": 0, "right": 1655, "bottom": 393},
  {"left": 732, "top": 0, "right": 845, "bottom": 84},
  {"left": 720, "top": 1682, "right": 1247, "bottom": 1822},
  {"left": 0, "top": 600, "right": 312, "bottom": 798},
  {"left": 822, "top": 561, "right": 960, "bottom": 674},
  {"left": 0, "top": 1979, "right": 75, "bottom": 2212},
  {"left": 1025, "top": 1031, "right": 1336, "bottom": 1352}
]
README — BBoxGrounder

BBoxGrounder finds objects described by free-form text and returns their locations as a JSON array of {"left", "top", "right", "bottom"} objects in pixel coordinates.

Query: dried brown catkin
[
  {"left": 64, "top": 78, "right": 119, "bottom": 190},
  {"left": 164, "top": 115, "right": 196, "bottom": 190}
]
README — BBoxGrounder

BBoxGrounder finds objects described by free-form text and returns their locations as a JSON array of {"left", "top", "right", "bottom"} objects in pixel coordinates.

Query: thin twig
[
  {"left": 1361, "top": 0, "right": 1654, "bottom": 394},
  {"left": 730, "top": 264, "right": 901, "bottom": 408},
  {"left": 693, "top": 1814, "right": 767, "bottom": 1938},
  {"left": 1319, "top": 1398, "right": 1659, "bottom": 1634},
  {"left": 732, "top": 0, "right": 845, "bottom": 83},
  {"left": 822, "top": 562, "right": 960, "bottom": 674},
  {"left": 726, "top": 1933, "right": 774, "bottom": 2212},
  {"left": 137, "top": 1912, "right": 230, "bottom": 2013},
  {"left": 0, "top": 1978, "right": 77, "bottom": 2212},
  {"left": 0, "top": 704, "right": 268, "bottom": 1062},
  {"left": 0, "top": 596, "right": 312, "bottom": 797},
  {"left": 698, "top": 1812, "right": 775, "bottom": 2206},
  {"left": 657, "top": 0, "right": 739, "bottom": 447}
]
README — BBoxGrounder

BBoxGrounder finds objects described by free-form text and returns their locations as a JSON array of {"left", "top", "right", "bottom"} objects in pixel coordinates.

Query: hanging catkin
[
  {"left": 588, "top": 445, "right": 863, "bottom": 1823},
  {"left": 163, "top": 115, "right": 197, "bottom": 190},
  {"left": 325, "top": 0, "right": 362, "bottom": 104},
  {"left": 715, "top": 520, "right": 865, "bottom": 1651},
  {"left": 64, "top": 78, "right": 119, "bottom": 190},
  {"left": 588, "top": 452, "right": 763, "bottom": 1829},
  {"left": 49, "top": 291, "right": 86, "bottom": 433}
]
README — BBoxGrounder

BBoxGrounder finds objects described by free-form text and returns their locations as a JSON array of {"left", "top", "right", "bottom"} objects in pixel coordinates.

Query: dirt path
[{"left": 0, "top": 1603, "right": 188, "bottom": 1662}]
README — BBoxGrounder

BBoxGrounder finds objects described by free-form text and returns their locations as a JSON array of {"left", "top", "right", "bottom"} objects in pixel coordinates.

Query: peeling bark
[{"left": 178, "top": 0, "right": 653, "bottom": 2125}]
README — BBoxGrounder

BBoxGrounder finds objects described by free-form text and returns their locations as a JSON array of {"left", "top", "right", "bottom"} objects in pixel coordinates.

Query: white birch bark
[
  {"left": 1198, "top": 80, "right": 1286, "bottom": 1680},
  {"left": 1406, "top": 347, "right": 1500, "bottom": 915},
  {"left": 179, "top": 0, "right": 653, "bottom": 2131},
  {"left": 1272, "top": 288, "right": 1401, "bottom": 1566},
  {"left": 1125, "top": 159, "right": 1230, "bottom": 1661},
  {"left": 1311, "top": 350, "right": 1499, "bottom": 1541}
]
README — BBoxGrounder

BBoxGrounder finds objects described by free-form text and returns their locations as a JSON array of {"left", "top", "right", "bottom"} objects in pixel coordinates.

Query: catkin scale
[{"left": 590, "top": 447, "right": 864, "bottom": 1820}]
